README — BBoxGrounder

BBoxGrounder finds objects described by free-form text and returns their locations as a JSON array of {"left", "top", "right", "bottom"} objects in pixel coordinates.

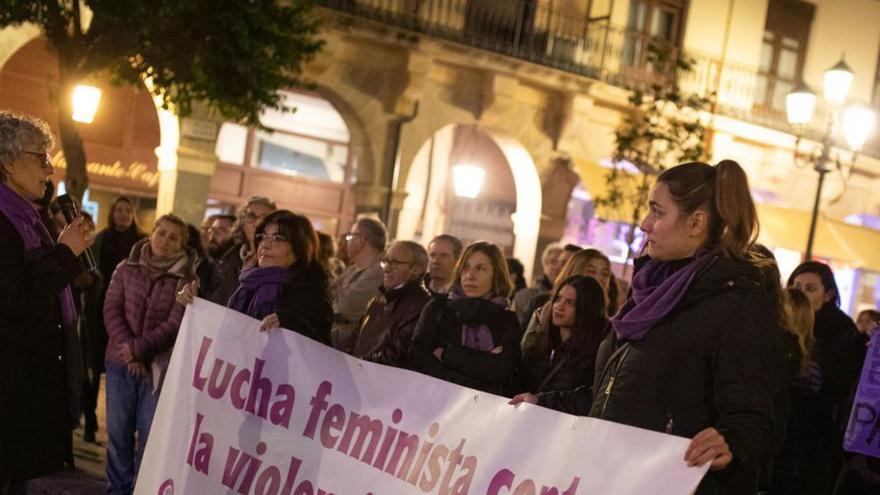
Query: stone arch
[{"left": 397, "top": 123, "right": 542, "bottom": 281}]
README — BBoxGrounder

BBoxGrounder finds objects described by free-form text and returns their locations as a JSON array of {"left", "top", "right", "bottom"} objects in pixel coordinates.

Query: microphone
[{"left": 56, "top": 194, "right": 99, "bottom": 274}]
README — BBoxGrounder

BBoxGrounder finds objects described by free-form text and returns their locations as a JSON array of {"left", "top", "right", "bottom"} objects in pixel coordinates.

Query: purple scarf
[
  {"left": 612, "top": 253, "right": 713, "bottom": 341},
  {"left": 0, "top": 184, "right": 77, "bottom": 333},
  {"left": 227, "top": 266, "right": 290, "bottom": 320},
  {"left": 449, "top": 284, "right": 509, "bottom": 351}
]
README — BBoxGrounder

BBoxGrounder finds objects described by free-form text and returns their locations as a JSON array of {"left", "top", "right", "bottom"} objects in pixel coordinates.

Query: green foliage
[
  {"left": 594, "top": 41, "right": 712, "bottom": 256},
  {"left": 0, "top": 0, "right": 324, "bottom": 126}
]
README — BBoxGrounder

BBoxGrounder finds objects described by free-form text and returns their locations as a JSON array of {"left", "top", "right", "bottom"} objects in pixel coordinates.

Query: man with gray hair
[
  {"left": 331, "top": 217, "right": 387, "bottom": 352},
  {"left": 352, "top": 240, "right": 430, "bottom": 368}
]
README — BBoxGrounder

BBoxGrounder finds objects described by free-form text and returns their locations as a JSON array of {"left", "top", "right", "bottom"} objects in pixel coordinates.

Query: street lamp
[
  {"left": 72, "top": 84, "right": 102, "bottom": 123},
  {"left": 785, "top": 57, "right": 876, "bottom": 260},
  {"left": 452, "top": 163, "right": 485, "bottom": 198}
]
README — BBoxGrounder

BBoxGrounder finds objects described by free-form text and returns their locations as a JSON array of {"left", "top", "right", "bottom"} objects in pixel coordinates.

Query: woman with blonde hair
[{"left": 410, "top": 241, "right": 520, "bottom": 395}]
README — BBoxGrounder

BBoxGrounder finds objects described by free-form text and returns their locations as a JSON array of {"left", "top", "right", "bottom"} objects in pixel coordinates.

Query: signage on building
[{"left": 51, "top": 151, "right": 160, "bottom": 189}]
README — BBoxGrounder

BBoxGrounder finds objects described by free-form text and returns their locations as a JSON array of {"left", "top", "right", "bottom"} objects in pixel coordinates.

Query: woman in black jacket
[
  {"left": 0, "top": 111, "right": 92, "bottom": 491},
  {"left": 784, "top": 261, "right": 867, "bottom": 494},
  {"left": 513, "top": 275, "right": 608, "bottom": 402},
  {"left": 515, "top": 161, "right": 776, "bottom": 494},
  {"left": 179, "top": 209, "right": 332, "bottom": 345},
  {"left": 410, "top": 241, "right": 520, "bottom": 395}
]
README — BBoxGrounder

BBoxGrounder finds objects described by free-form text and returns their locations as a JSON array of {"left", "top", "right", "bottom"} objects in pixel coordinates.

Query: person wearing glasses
[
  {"left": 200, "top": 196, "right": 276, "bottom": 305},
  {"left": 410, "top": 241, "right": 521, "bottom": 395},
  {"left": 179, "top": 210, "right": 332, "bottom": 344},
  {"left": 351, "top": 241, "right": 431, "bottom": 368},
  {"left": 330, "top": 217, "right": 386, "bottom": 352},
  {"left": 0, "top": 111, "right": 92, "bottom": 493}
]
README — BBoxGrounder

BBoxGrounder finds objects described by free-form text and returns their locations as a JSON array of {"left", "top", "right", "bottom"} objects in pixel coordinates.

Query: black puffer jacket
[
  {"left": 590, "top": 254, "right": 775, "bottom": 494},
  {"left": 410, "top": 297, "right": 521, "bottom": 395},
  {"left": 273, "top": 260, "right": 333, "bottom": 346}
]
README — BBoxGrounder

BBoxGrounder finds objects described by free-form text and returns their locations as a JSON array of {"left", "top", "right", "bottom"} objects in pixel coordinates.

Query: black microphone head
[{"left": 56, "top": 194, "right": 79, "bottom": 223}]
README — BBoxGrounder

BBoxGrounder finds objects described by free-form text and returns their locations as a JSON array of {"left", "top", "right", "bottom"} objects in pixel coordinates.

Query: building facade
[{"left": 1, "top": 0, "right": 879, "bottom": 313}]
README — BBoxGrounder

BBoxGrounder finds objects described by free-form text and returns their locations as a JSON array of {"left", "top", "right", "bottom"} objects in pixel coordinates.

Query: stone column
[{"left": 155, "top": 104, "right": 221, "bottom": 226}]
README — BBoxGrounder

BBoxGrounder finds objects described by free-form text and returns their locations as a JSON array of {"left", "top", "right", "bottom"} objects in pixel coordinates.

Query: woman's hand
[
  {"left": 260, "top": 313, "right": 280, "bottom": 332},
  {"left": 177, "top": 280, "right": 199, "bottom": 305},
  {"left": 508, "top": 393, "right": 538, "bottom": 406},
  {"left": 685, "top": 427, "right": 732, "bottom": 470},
  {"left": 58, "top": 215, "right": 93, "bottom": 256},
  {"left": 127, "top": 362, "right": 147, "bottom": 378},
  {"left": 490, "top": 345, "right": 503, "bottom": 354},
  {"left": 117, "top": 342, "right": 134, "bottom": 363},
  {"left": 433, "top": 347, "right": 444, "bottom": 360}
]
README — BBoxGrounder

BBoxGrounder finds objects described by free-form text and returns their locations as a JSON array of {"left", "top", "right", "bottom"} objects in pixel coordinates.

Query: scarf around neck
[
  {"left": 611, "top": 252, "right": 714, "bottom": 341},
  {"left": 0, "top": 183, "right": 77, "bottom": 332},
  {"left": 227, "top": 265, "right": 290, "bottom": 320},
  {"left": 449, "top": 284, "right": 509, "bottom": 351},
  {"left": 135, "top": 239, "right": 187, "bottom": 280}
]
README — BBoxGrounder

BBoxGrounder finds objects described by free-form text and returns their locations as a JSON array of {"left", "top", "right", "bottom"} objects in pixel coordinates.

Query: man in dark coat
[
  {"left": 0, "top": 111, "right": 91, "bottom": 491},
  {"left": 352, "top": 241, "right": 430, "bottom": 368}
]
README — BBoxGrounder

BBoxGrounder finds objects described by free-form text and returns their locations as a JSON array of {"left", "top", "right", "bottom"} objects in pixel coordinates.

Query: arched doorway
[
  {"left": 397, "top": 123, "right": 542, "bottom": 279},
  {"left": 0, "top": 37, "right": 163, "bottom": 229},
  {"left": 210, "top": 90, "right": 358, "bottom": 236}
]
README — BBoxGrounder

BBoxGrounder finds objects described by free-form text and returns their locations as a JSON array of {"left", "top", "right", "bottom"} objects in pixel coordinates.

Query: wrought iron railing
[{"left": 320, "top": 0, "right": 879, "bottom": 158}]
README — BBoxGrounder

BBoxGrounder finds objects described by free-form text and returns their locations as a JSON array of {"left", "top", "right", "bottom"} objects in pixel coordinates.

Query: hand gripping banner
[
  {"left": 136, "top": 299, "right": 708, "bottom": 495},
  {"left": 844, "top": 332, "right": 880, "bottom": 459}
]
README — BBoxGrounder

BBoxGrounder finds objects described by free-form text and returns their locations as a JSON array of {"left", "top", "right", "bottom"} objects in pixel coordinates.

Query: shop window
[
  {"left": 254, "top": 131, "right": 347, "bottom": 182},
  {"left": 215, "top": 123, "right": 248, "bottom": 166},
  {"left": 754, "top": 0, "right": 814, "bottom": 113}
]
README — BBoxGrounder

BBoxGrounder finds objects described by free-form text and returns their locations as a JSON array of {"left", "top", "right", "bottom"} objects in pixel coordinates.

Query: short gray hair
[
  {"left": 356, "top": 217, "right": 387, "bottom": 250},
  {"left": 393, "top": 240, "right": 428, "bottom": 275},
  {"left": 245, "top": 195, "right": 277, "bottom": 211},
  {"left": 541, "top": 242, "right": 562, "bottom": 265},
  {"left": 0, "top": 111, "right": 54, "bottom": 184}
]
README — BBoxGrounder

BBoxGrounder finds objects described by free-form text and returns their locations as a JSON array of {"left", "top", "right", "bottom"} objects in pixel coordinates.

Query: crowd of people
[{"left": 2, "top": 110, "right": 879, "bottom": 495}]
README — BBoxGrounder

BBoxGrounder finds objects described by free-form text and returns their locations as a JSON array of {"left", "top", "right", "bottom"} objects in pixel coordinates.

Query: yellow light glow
[
  {"left": 452, "top": 164, "right": 485, "bottom": 198},
  {"left": 786, "top": 88, "right": 816, "bottom": 126},
  {"left": 842, "top": 105, "right": 876, "bottom": 152},
  {"left": 72, "top": 85, "right": 102, "bottom": 123}
]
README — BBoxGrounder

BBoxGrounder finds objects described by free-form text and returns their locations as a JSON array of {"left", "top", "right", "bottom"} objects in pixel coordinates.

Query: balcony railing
[{"left": 320, "top": 0, "right": 879, "bottom": 158}]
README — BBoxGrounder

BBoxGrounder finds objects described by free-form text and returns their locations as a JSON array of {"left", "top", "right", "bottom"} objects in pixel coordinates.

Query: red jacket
[{"left": 103, "top": 239, "right": 196, "bottom": 365}]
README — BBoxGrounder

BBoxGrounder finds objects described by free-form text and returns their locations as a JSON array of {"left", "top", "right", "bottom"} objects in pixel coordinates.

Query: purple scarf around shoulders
[
  {"left": 449, "top": 284, "right": 509, "bottom": 351},
  {"left": 227, "top": 266, "right": 290, "bottom": 320},
  {"left": 0, "top": 184, "right": 78, "bottom": 332},
  {"left": 611, "top": 252, "right": 714, "bottom": 341}
]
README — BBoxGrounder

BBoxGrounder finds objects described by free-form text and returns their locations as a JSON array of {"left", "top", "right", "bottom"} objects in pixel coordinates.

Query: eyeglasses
[
  {"left": 380, "top": 258, "right": 414, "bottom": 270},
  {"left": 241, "top": 210, "right": 265, "bottom": 224},
  {"left": 255, "top": 233, "right": 289, "bottom": 245},
  {"left": 23, "top": 151, "right": 51, "bottom": 170}
]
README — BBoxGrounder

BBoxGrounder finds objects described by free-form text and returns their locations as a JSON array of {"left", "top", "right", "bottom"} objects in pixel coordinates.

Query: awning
[
  {"left": 572, "top": 158, "right": 654, "bottom": 224},
  {"left": 756, "top": 202, "right": 880, "bottom": 271}
]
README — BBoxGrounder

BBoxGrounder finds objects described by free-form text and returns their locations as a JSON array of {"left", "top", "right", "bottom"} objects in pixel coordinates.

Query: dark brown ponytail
[
  {"left": 714, "top": 160, "right": 759, "bottom": 258},
  {"left": 657, "top": 160, "right": 759, "bottom": 259}
]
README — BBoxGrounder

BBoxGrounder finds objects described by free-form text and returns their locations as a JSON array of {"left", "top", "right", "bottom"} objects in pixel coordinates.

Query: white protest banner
[{"left": 136, "top": 299, "right": 708, "bottom": 495}]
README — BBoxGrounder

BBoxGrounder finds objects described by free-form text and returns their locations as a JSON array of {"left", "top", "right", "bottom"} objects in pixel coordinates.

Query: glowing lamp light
[
  {"left": 452, "top": 164, "right": 485, "bottom": 199},
  {"left": 72, "top": 84, "right": 102, "bottom": 123},
  {"left": 786, "top": 83, "right": 816, "bottom": 126},
  {"left": 841, "top": 105, "right": 876, "bottom": 152},
  {"left": 822, "top": 58, "right": 854, "bottom": 105}
]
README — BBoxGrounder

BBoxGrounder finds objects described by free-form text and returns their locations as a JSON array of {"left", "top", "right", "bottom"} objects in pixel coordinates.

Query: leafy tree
[
  {"left": 0, "top": 0, "right": 323, "bottom": 202},
  {"left": 594, "top": 43, "right": 712, "bottom": 263}
]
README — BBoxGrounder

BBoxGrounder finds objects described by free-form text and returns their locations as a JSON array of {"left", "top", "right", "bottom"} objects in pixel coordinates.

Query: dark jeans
[{"left": 105, "top": 360, "right": 159, "bottom": 495}]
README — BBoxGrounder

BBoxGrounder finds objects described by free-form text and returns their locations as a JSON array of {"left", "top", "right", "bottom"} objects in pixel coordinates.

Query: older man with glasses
[
  {"left": 351, "top": 241, "right": 431, "bottom": 368},
  {"left": 331, "top": 217, "right": 386, "bottom": 353}
]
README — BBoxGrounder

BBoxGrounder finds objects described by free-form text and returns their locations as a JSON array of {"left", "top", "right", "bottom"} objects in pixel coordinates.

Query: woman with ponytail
[{"left": 581, "top": 160, "right": 774, "bottom": 493}]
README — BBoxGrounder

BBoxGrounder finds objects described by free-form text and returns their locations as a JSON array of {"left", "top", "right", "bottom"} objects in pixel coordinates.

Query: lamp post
[{"left": 785, "top": 57, "right": 876, "bottom": 260}]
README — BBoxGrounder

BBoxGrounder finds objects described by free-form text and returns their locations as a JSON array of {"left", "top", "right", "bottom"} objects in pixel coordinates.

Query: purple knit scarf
[
  {"left": 0, "top": 184, "right": 77, "bottom": 332},
  {"left": 449, "top": 284, "right": 509, "bottom": 351},
  {"left": 612, "top": 252, "right": 713, "bottom": 341},
  {"left": 227, "top": 265, "right": 290, "bottom": 320}
]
